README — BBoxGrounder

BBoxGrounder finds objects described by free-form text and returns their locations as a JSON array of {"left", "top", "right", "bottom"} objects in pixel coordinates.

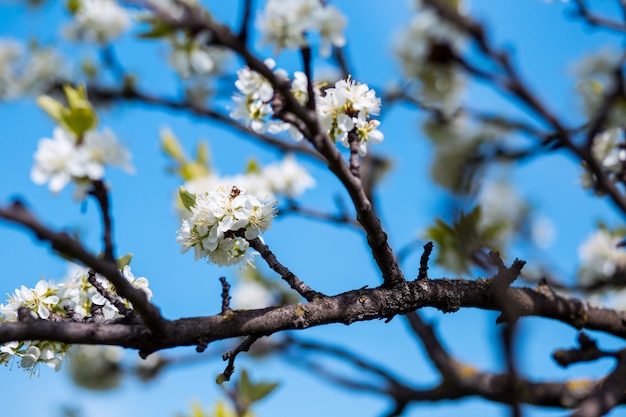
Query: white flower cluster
[
  {"left": 395, "top": 6, "right": 466, "bottom": 112},
  {"left": 183, "top": 154, "right": 315, "bottom": 207},
  {"left": 65, "top": 0, "right": 131, "bottom": 44},
  {"left": 177, "top": 186, "right": 276, "bottom": 266},
  {"left": 231, "top": 280, "right": 275, "bottom": 310},
  {"left": 578, "top": 228, "right": 626, "bottom": 287},
  {"left": 230, "top": 58, "right": 306, "bottom": 137},
  {"left": 230, "top": 61, "right": 384, "bottom": 156},
  {"left": 317, "top": 77, "right": 383, "bottom": 156},
  {"left": 423, "top": 114, "right": 505, "bottom": 192},
  {"left": 168, "top": 33, "right": 231, "bottom": 79},
  {"left": 576, "top": 50, "right": 626, "bottom": 128},
  {"left": 258, "top": 0, "right": 346, "bottom": 57},
  {"left": 67, "top": 345, "right": 124, "bottom": 390},
  {"left": 0, "top": 265, "right": 151, "bottom": 374},
  {"left": 581, "top": 128, "right": 626, "bottom": 191},
  {"left": 0, "top": 40, "right": 65, "bottom": 101},
  {"left": 31, "top": 127, "right": 134, "bottom": 199}
]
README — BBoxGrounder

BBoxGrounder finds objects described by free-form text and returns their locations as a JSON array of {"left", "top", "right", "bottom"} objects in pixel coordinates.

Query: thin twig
[
  {"left": 417, "top": 241, "right": 434, "bottom": 280},
  {"left": 87, "top": 269, "right": 135, "bottom": 319},
  {"left": 219, "top": 277, "right": 232, "bottom": 314},
  {"left": 88, "top": 180, "right": 116, "bottom": 262},
  {"left": 220, "top": 335, "right": 259, "bottom": 382},
  {"left": 247, "top": 237, "right": 324, "bottom": 301}
]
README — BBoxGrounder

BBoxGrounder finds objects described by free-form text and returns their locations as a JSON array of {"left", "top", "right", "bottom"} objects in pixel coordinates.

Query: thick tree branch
[
  {"left": 2, "top": 278, "right": 626, "bottom": 351},
  {"left": 0, "top": 201, "right": 166, "bottom": 333}
]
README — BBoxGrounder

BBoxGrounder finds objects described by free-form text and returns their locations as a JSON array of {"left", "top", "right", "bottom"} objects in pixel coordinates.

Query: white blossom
[
  {"left": 0, "top": 39, "right": 65, "bottom": 101},
  {"left": 0, "top": 264, "right": 152, "bottom": 374},
  {"left": 578, "top": 229, "right": 626, "bottom": 287},
  {"left": 31, "top": 128, "right": 84, "bottom": 193},
  {"left": 581, "top": 128, "right": 626, "bottom": 191},
  {"left": 31, "top": 127, "right": 134, "bottom": 197},
  {"left": 177, "top": 186, "right": 276, "bottom": 267},
  {"left": 395, "top": 8, "right": 466, "bottom": 112},
  {"left": 168, "top": 32, "right": 231, "bottom": 79},
  {"left": 258, "top": 0, "right": 346, "bottom": 57},
  {"left": 65, "top": 0, "right": 131, "bottom": 44},
  {"left": 231, "top": 280, "right": 275, "bottom": 310}
]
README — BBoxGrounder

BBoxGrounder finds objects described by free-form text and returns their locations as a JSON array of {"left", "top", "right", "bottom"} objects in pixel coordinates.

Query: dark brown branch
[
  {"left": 417, "top": 242, "right": 434, "bottom": 280},
  {"left": 81, "top": 84, "right": 324, "bottom": 163},
  {"left": 571, "top": 350, "right": 626, "bottom": 417},
  {"left": 421, "top": 0, "right": 626, "bottom": 217},
  {"left": 0, "top": 200, "right": 166, "bottom": 333},
  {"left": 247, "top": 237, "right": 324, "bottom": 302},
  {"left": 219, "top": 277, "right": 232, "bottom": 315},
  {"left": 405, "top": 312, "right": 459, "bottom": 379},
  {"left": 571, "top": 0, "right": 626, "bottom": 33},
  {"left": 236, "top": 0, "right": 254, "bottom": 44},
  {"left": 553, "top": 332, "right": 618, "bottom": 368},
  {"left": 3, "top": 278, "right": 626, "bottom": 351},
  {"left": 348, "top": 131, "right": 361, "bottom": 178},
  {"left": 87, "top": 270, "right": 135, "bottom": 319},
  {"left": 277, "top": 201, "right": 362, "bottom": 229},
  {"left": 283, "top": 331, "right": 614, "bottom": 412},
  {"left": 89, "top": 180, "right": 116, "bottom": 262},
  {"left": 300, "top": 46, "right": 316, "bottom": 111},
  {"left": 219, "top": 335, "right": 259, "bottom": 382}
]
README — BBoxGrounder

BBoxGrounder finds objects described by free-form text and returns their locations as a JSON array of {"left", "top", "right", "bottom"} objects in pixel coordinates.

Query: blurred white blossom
[
  {"left": 395, "top": 7, "right": 466, "bottom": 112},
  {"left": 581, "top": 128, "right": 626, "bottom": 191},
  {"left": 578, "top": 228, "right": 626, "bottom": 287},
  {"left": 575, "top": 50, "right": 626, "bottom": 128},
  {"left": 67, "top": 345, "right": 124, "bottom": 390},
  {"left": 231, "top": 280, "right": 275, "bottom": 310},
  {"left": 0, "top": 39, "right": 65, "bottom": 100},
  {"left": 65, "top": 0, "right": 131, "bottom": 43},
  {"left": 258, "top": 0, "right": 346, "bottom": 57},
  {"left": 181, "top": 154, "right": 315, "bottom": 215},
  {"left": 168, "top": 32, "right": 231, "bottom": 79}
]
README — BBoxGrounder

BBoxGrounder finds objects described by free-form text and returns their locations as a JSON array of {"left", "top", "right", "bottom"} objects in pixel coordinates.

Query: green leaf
[
  {"left": 179, "top": 187, "right": 197, "bottom": 211},
  {"left": 179, "top": 162, "right": 209, "bottom": 181},
  {"left": 236, "top": 369, "right": 279, "bottom": 408},
  {"left": 161, "top": 129, "right": 186, "bottom": 162},
  {"left": 66, "top": 0, "right": 81, "bottom": 14},
  {"left": 116, "top": 253, "right": 133, "bottom": 269},
  {"left": 137, "top": 21, "right": 176, "bottom": 39},
  {"left": 37, "top": 95, "right": 65, "bottom": 124},
  {"left": 38, "top": 85, "right": 98, "bottom": 138},
  {"left": 245, "top": 159, "right": 261, "bottom": 174},
  {"left": 195, "top": 141, "right": 209, "bottom": 167},
  {"left": 425, "top": 207, "right": 503, "bottom": 274},
  {"left": 60, "top": 105, "right": 98, "bottom": 138}
]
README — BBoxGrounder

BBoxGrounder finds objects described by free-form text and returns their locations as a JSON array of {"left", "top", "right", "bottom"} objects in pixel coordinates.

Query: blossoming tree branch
[{"left": 2, "top": 0, "right": 626, "bottom": 416}]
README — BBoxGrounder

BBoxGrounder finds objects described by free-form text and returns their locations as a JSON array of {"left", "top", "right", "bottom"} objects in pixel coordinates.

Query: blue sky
[{"left": 0, "top": 1, "right": 624, "bottom": 416}]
